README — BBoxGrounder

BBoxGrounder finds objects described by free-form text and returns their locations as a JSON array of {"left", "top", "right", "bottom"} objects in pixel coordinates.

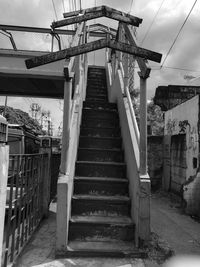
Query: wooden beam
[
  {"left": 25, "top": 37, "right": 162, "bottom": 69},
  {"left": 25, "top": 39, "right": 108, "bottom": 69},
  {"left": 108, "top": 40, "right": 162, "bottom": 63},
  {"left": 88, "top": 23, "right": 117, "bottom": 33},
  {"left": 52, "top": 11, "right": 104, "bottom": 29},
  {"left": 105, "top": 6, "right": 142, "bottom": 26},
  {"left": 53, "top": 5, "right": 142, "bottom": 28},
  {"left": 63, "top": 6, "right": 103, "bottom": 18},
  {"left": 62, "top": 10, "right": 80, "bottom": 18},
  {"left": 123, "top": 23, "right": 151, "bottom": 78}
]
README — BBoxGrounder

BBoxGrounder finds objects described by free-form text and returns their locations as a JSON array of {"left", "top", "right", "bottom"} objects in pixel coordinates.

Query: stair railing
[
  {"left": 56, "top": 22, "right": 88, "bottom": 254},
  {"left": 105, "top": 23, "right": 151, "bottom": 244}
]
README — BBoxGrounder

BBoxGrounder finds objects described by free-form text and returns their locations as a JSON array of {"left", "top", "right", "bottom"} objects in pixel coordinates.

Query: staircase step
[
  {"left": 72, "top": 195, "right": 130, "bottom": 217},
  {"left": 74, "top": 176, "right": 128, "bottom": 195},
  {"left": 77, "top": 147, "right": 123, "bottom": 162},
  {"left": 80, "top": 127, "right": 120, "bottom": 138},
  {"left": 65, "top": 241, "right": 146, "bottom": 258},
  {"left": 83, "top": 101, "right": 117, "bottom": 111},
  {"left": 82, "top": 116, "right": 119, "bottom": 128},
  {"left": 69, "top": 218, "right": 135, "bottom": 242},
  {"left": 79, "top": 136, "right": 122, "bottom": 149},
  {"left": 86, "top": 95, "right": 107, "bottom": 101},
  {"left": 82, "top": 109, "right": 118, "bottom": 121},
  {"left": 75, "top": 161, "right": 126, "bottom": 178},
  {"left": 85, "top": 97, "right": 108, "bottom": 103}
]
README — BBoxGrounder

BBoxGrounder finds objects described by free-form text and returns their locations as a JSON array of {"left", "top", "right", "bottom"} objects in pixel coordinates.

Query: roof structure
[{"left": 154, "top": 85, "right": 200, "bottom": 111}]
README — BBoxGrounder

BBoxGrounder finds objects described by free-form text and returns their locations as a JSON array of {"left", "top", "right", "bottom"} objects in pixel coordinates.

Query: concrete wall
[{"left": 164, "top": 95, "right": 200, "bottom": 215}]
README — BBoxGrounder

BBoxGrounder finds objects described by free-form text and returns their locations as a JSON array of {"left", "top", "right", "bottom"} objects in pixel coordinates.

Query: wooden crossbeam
[
  {"left": 52, "top": 11, "right": 104, "bottom": 29},
  {"left": 89, "top": 23, "right": 117, "bottom": 34},
  {"left": 123, "top": 23, "right": 151, "bottom": 78},
  {"left": 25, "top": 38, "right": 162, "bottom": 69},
  {"left": 63, "top": 6, "right": 103, "bottom": 18},
  {"left": 53, "top": 6, "right": 142, "bottom": 29}
]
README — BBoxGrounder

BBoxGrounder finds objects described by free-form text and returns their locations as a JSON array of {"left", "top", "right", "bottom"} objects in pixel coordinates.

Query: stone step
[
  {"left": 74, "top": 176, "right": 128, "bottom": 196},
  {"left": 86, "top": 94, "right": 107, "bottom": 101},
  {"left": 85, "top": 97, "right": 108, "bottom": 103},
  {"left": 79, "top": 136, "right": 122, "bottom": 149},
  {"left": 80, "top": 127, "right": 121, "bottom": 138},
  {"left": 69, "top": 217, "right": 135, "bottom": 242},
  {"left": 75, "top": 161, "right": 126, "bottom": 178},
  {"left": 77, "top": 147, "right": 123, "bottom": 162},
  {"left": 71, "top": 195, "right": 131, "bottom": 217},
  {"left": 65, "top": 241, "right": 146, "bottom": 258},
  {"left": 81, "top": 117, "right": 119, "bottom": 128},
  {"left": 82, "top": 109, "right": 118, "bottom": 121},
  {"left": 83, "top": 101, "right": 117, "bottom": 111}
]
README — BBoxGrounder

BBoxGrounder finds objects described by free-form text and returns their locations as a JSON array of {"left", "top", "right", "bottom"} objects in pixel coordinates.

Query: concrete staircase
[{"left": 67, "top": 67, "right": 145, "bottom": 257}]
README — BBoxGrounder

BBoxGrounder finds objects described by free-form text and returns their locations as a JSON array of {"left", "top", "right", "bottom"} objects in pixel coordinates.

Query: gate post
[
  {"left": 138, "top": 74, "right": 151, "bottom": 242},
  {"left": 60, "top": 78, "right": 73, "bottom": 174}
]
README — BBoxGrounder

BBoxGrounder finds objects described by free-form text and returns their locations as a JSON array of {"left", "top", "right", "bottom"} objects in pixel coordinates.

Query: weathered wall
[
  {"left": 147, "top": 135, "right": 163, "bottom": 190},
  {"left": 164, "top": 95, "right": 200, "bottom": 215}
]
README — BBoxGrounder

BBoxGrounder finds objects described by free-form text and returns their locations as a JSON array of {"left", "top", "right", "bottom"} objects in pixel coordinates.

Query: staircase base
[{"left": 56, "top": 241, "right": 147, "bottom": 258}]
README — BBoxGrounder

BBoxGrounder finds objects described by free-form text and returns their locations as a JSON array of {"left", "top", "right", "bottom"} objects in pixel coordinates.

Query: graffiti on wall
[
  {"left": 165, "top": 118, "right": 198, "bottom": 152},
  {"left": 165, "top": 119, "right": 190, "bottom": 135}
]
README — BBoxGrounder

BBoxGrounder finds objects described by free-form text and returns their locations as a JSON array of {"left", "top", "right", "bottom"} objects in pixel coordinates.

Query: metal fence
[{"left": 2, "top": 153, "right": 50, "bottom": 267}]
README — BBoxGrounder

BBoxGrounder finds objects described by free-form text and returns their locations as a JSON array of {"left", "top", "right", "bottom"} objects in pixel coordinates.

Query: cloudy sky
[{"left": 0, "top": 0, "right": 200, "bottom": 134}]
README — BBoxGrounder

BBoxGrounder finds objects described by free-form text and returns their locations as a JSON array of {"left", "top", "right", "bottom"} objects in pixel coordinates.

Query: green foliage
[
  {"left": 0, "top": 106, "right": 44, "bottom": 134},
  {"left": 147, "top": 100, "right": 164, "bottom": 135},
  {"left": 130, "top": 88, "right": 164, "bottom": 136}
]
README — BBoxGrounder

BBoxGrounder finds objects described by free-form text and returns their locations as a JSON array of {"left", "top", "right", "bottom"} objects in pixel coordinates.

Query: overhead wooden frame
[
  {"left": 52, "top": 5, "right": 142, "bottom": 28},
  {"left": 122, "top": 23, "right": 151, "bottom": 79},
  {"left": 25, "top": 38, "right": 162, "bottom": 70}
]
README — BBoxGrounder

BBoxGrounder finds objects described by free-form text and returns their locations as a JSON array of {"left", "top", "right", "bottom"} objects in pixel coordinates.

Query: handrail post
[
  {"left": 60, "top": 77, "right": 73, "bottom": 174},
  {"left": 139, "top": 74, "right": 147, "bottom": 175}
]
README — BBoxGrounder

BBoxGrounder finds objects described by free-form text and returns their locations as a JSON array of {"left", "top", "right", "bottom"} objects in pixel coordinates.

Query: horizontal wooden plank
[
  {"left": 25, "top": 37, "right": 162, "bottom": 69},
  {"left": 53, "top": 5, "right": 142, "bottom": 28},
  {"left": 25, "top": 39, "right": 108, "bottom": 69},
  {"left": 63, "top": 6, "right": 103, "bottom": 18},
  {"left": 108, "top": 40, "right": 162, "bottom": 63},
  {"left": 52, "top": 11, "right": 104, "bottom": 29},
  {"left": 105, "top": 6, "right": 142, "bottom": 26},
  {"left": 122, "top": 23, "right": 151, "bottom": 78}
]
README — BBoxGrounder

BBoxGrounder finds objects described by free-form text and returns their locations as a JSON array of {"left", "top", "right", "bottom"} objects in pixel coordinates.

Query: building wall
[{"left": 164, "top": 95, "right": 200, "bottom": 215}]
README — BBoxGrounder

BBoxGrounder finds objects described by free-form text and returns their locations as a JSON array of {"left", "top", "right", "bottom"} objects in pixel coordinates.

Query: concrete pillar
[
  {"left": 60, "top": 79, "right": 72, "bottom": 174},
  {"left": 139, "top": 75, "right": 147, "bottom": 175},
  {"left": 0, "top": 145, "right": 9, "bottom": 267}
]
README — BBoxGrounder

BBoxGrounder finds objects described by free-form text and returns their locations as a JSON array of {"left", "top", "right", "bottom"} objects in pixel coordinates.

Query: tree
[
  {"left": 0, "top": 106, "right": 44, "bottom": 135},
  {"left": 130, "top": 88, "right": 164, "bottom": 135}
]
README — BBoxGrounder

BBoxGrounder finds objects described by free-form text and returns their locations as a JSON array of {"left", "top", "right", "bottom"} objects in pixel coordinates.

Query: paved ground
[{"left": 15, "top": 192, "right": 200, "bottom": 267}]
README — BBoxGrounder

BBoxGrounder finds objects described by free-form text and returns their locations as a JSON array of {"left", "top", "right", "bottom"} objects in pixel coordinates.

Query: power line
[
  {"left": 161, "top": 0, "right": 198, "bottom": 68},
  {"left": 51, "top": 0, "right": 58, "bottom": 21},
  {"left": 141, "top": 0, "right": 165, "bottom": 45},
  {"left": 128, "top": 0, "right": 134, "bottom": 13}
]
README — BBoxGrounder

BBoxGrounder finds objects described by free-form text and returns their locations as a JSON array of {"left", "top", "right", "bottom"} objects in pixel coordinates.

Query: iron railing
[{"left": 3, "top": 153, "right": 49, "bottom": 267}]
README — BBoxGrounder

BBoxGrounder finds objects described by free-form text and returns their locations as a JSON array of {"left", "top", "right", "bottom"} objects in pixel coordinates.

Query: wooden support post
[
  {"left": 60, "top": 78, "right": 73, "bottom": 174},
  {"left": 0, "top": 145, "right": 9, "bottom": 267},
  {"left": 139, "top": 74, "right": 147, "bottom": 175}
]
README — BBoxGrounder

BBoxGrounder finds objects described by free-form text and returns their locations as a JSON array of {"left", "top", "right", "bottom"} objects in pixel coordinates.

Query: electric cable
[
  {"left": 141, "top": 0, "right": 165, "bottom": 45},
  {"left": 161, "top": 0, "right": 198, "bottom": 68},
  {"left": 129, "top": 0, "right": 134, "bottom": 14}
]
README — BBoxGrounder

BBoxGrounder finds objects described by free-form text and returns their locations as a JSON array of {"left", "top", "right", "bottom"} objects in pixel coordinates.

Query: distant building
[{"left": 155, "top": 85, "right": 200, "bottom": 217}]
